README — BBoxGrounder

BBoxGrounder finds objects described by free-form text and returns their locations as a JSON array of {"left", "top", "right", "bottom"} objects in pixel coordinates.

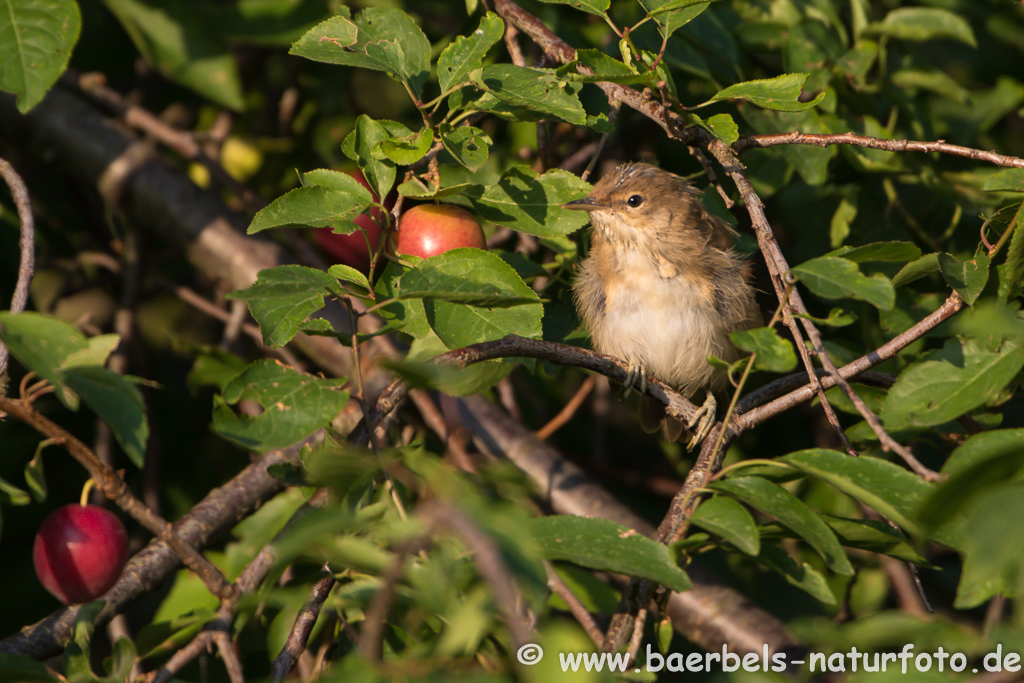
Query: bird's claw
[
  {"left": 685, "top": 393, "right": 717, "bottom": 450},
  {"left": 622, "top": 364, "right": 647, "bottom": 397}
]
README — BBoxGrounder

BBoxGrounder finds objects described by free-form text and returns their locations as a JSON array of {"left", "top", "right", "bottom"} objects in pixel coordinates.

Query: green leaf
[
  {"left": 0, "top": 311, "right": 87, "bottom": 408},
  {"left": 705, "top": 113, "right": 738, "bottom": 144},
  {"left": 534, "top": 0, "right": 610, "bottom": 17},
  {"left": 0, "top": 476, "right": 29, "bottom": 506},
  {"left": 983, "top": 169, "right": 1024, "bottom": 193},
  {"left": 938, "top": 252, "right": 990, "bottom": 306},
  {"left": 689, "top": 496, "right": 759, "bottom": 555},
  {"left": 0, "top": 653, "right": 61, "bottom": 682},
  {"left": 821, "top": 515, "right": 928, "bottom": 564},
  {"left": 827, "top": 241, "right": 922, "bottom": 263},
  {"left": 63, "top": 367, "right": 148, "bottom": 468},
  {"left": 562, "top": 49, "right": 653, "bottom": 86},
  {"left": 943, "top": 429, "right": 1024, "bottom": 478},
  {"left": 829, "top": 198, "right": 856, "bottom": 249},
  {"left": 779, "top": 449, "right": 930, "bottom": 534},
  {"left": 871, "top": 7, "right": 976, "bottom": 47},
  {"left": 954, "top": 482, "right": 1024, "bottom": 608},
  {"left": 0, "top": 0, "right": 80, "bottom": 113},
  {"left": 881, "top": 337, "right": 1024, "bottom": 430},
  {"left": 228, "top": 266, "right": 343, "bottom": 348},
  {"left": 399, "top": 249, "right": 541, "bottom": 307},
  {"left": 530, "top": 516, "right": 691, "bottom": 592},
  {"left": 375, "top": 128, "right": 433, "bottom": 166},
  {"left": 328, "top": 264, "right": 371, "bottom": 292},
  {"left": 403, "top": 249, "right": 544, "bottom": 349},
  {"left": 25, "top": 440, "right": 49, "bottom": 502},
  {"left": 711, "top": 476, "right": 854, "bottom": 575},
  {"left": 103, "top": 0, "right": 244, "bottom": 110},
  {"left": 62, "top": 334, "right": 119, "bottom": 369},
  {"left": 390, "top": 331, "right": 515, "bottom": 396},
  {"left": 757, "top": 544, "right": 836, "bottom": 604},
  {"left": 248, "top": 186, "right": 370, "bottom": 234},
  {"left": 791, "top": 256, "right": 895, "bottom": 310},
  {"left": 289, "top": 7, "right": 430, "bottom": 98},
  {"left": 463, "top": 166, "right": 592, "bottom": 237},
  {"left": 793, "top": 308, "right": 856, "bottom": 327},
  {"left": 212, "top": 359, "right": 348, "bottom": 451},
  {"left": 711, "top": 73, "right": 825, "bottom": 112},
  {"left": 730, "top": 326, "right": 797, "bottom": 373},
  {"left": 997, "top": 210, "right": 1024, "bottom": 303},
  {"left": 437, "top": 12, "right": 503, "bottom": 92},
  {"left": 891, "top": 253, "right": 940, "bottom": 288},
  {"left": 341, "top": 115, "right": 397, "bottom": 201},
  {"left": 640, "top": 0, "right": 712, "bottom": 38},
  {"left": 441, "top": 125, "right": 491, "bottom": 173},
  {"left": 471, "top": 65, "right": 587, "bottom": 125}
]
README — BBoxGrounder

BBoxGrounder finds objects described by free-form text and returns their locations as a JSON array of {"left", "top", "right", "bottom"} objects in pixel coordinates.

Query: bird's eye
[{"left": 626, "top": 194, "right": 643, "bottom": 208}]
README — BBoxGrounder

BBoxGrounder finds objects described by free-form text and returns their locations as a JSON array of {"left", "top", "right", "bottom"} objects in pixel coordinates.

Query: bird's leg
[
  {"left": 622, "top": 363, "right": 647, "bottom": 397},
  {"left": 685, "top": 392, "right": 717, "bottom": 450}
]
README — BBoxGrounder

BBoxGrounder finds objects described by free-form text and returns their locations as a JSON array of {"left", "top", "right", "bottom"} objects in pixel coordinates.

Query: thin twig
[
  {"left": 270, "top": 566, "right": 336, "bottom": 681},
  {"left": 0, "top": 156, "right": 35, "bottom": 379},
  {"left": 546, "top": 563, "right": 604, "bottom": 647},
  {"left": 536, "top": 375, "right": 596, "bottom": 440}
]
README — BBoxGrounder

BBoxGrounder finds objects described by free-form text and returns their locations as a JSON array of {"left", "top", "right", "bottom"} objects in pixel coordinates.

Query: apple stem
[{"left": 79, "top": 478, "right": 97, "bottom": 507}]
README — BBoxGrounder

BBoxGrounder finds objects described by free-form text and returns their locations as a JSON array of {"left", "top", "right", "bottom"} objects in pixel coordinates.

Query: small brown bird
[{"left": 565, "top": 162, "right": 760, "bottom": 447}]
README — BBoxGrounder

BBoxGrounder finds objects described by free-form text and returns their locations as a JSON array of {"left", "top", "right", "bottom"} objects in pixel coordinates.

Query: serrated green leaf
[
  {"left": 464, "top": 166, "right": 592, "bottom": 237},
  {"left": 757, "top": 544, "right": 836, "bottom": 604},
  {"left": 441, "top": 126, "right": 491, "bottom": 172},
  {"left": 437, "top": 12, "right": 503, "bottom": 92},
  {"left": 534, "top": 0, "right": 609, "bottom": 16},
  {"left": 827, "top": 241, "right": 921, "bottom": 263},
  {"left": 779, "top": 449, "right": 929, "bottom": 534},
  {"left": 212, "top": 359, "right": 348, "bottom": 451},
  {"left": 61, "top": 334, "right": 119, "bottom": 369},
  {"left": 0, "top": 0, "right": 80, "bottom": 113},
  {"left": 881, "top": 337, "right": 1024, "bottom": 430},
  {"left": 228, "top": 266, "right": 343, "bottom": 348},
  {"left": 711, "top": 476, "right": 854, "bottom": 575},
  {"left": 374, "top": 261, "right": 431, "bottom": 339},
  {"left": 891, "top": 253, "right": 940, "bottom": 288},
  {"left": 399, "top": 249, "right": 541, "bottom": 307},
  {"left": 704, "top": 113, "right": 739, "bottom": 144},
  {"left": 983, "top": 169, "right": 1024, "bottom": 193},
  {"left": 397, "top": 178, "right": 476, "bottom": 199},
  {"left": 303, "top": 168, "right": 375, "bottom": 200},
  {"left": 711, "top": 73, "right": 825, "bottom": 112},
  {"left": 104, "top": 0, "right": 244, "bottom": 110},
  {"left": 730, "top": 326, "right": 796, "bottom": 373},
  {"left": 64, "top": 367, "right": 148, "bottom": 468},
  {"left": 289, "top": 7, "right": 430, "bottom": 97},
  {"left": 248, "top": 186, "right": 369, "bottom": 234},
  {"left": 341, "top": 115, "right": 397, "bottom": 201},
  {"left": 871, "top": 7, "right": 976, "bottom": 47},
  {"left": 530, "top": 516, "right": 691, "bottom": 592},
  {"left": 690, "top": 496, "right": 759, "bottom": 555},
  {"left": 791, "top": 256, "right": 895, "bottom": 310},
  {"left": 374, "top": 128, "right": 433, "bottom": 165},
  {"left": 0, "top": 311, "right": 87, "bottom": 408},
  {"left": 400, "top": 249, "right": 544, "bottom": 348},
  {"left": 939, "top": 252, "right": 990, "bottom": 306},
  {"left": 471, "top": 64, "right": 587, "bottom": 125},
  {"left": 564, "top": 49, "right": 651, "bottom": 85}
]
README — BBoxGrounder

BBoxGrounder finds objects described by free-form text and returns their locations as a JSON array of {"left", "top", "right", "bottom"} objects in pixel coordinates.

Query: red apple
[
  {"left": 33, "top": 504, "right": 129, "bottom": 604},
  {"left": 394, "top": 204, "right": 486, "bottom": 259},
  {"left": 314, "top": 170, "right": 393, "bottom": 271}
]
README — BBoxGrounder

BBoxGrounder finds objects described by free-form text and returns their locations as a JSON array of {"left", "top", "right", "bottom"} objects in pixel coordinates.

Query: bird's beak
[{"left": 562, "top": 197, "right": 604, "bottom": 212}]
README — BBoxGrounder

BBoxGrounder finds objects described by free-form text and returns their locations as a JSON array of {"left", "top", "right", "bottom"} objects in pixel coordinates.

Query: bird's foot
[
  {"left": 685, "top": 393, "right": 718, "bottom": 450},
  {"left": 622, "top": 364, "right": 647, "bottom": 397}
]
